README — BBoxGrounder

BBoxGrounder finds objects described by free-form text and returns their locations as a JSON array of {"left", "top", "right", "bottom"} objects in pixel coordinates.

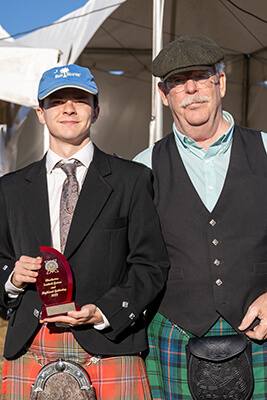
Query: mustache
[{"left": 180, "top": 95, "right": 210, "bottom": 108}]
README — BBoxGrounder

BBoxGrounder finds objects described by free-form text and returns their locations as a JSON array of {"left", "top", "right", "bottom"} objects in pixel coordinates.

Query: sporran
[
  {"left": 186, "top": 335, "right": 254, "bottom": 400},
  {"left": 31, "top": 359, "right": 97, "bottom": 399}
]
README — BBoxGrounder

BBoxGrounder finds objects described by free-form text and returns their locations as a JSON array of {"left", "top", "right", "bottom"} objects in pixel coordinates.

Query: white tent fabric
[
  {"left": 0, "top": 0, "right": 126, "bottom": 174},
  {"left": 0, "top": 0, "right": 126, "bottom": 108},
  {"left": 0, "top": 47, "right": 61, "bottom": 107},
  {"left": 81, "top": 0, "right": 267, "bottom": 159},
  {"left": 0, "top": 25, "right": 14, "bottom": 42},
  {"left": 0, "top": 23, "right": 61, "bottom": 108},
  {"left": 14, "top": 0, "right": 126, "bottom": 66},
  {"left": 0, "top": 0, "right": 266, "bottom": 171}
]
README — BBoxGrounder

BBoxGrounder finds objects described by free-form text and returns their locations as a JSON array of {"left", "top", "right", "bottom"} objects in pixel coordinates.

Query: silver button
[
  {"left": 209, "top": 219, "right": 216, "bottom": 226},
  {"left": 214, "top": 259, "right": 221, "bottom": 266},
  {"left": 3, "top": 265, "right": 8, "bottom": 271},
  {"left": 212, "top": 239, "right": 219, "bottom": 246},
  {"left": 122, "top": 301, "right": 129, "bottom": 308},
  {"left": 216, "top": 279, "right": 223, "bottom": 286},
  {"left": 33, "top": 309, "right": 40, "bottom": 318},
  {"left": 129, "top": 313, "right": 135, "bottom": 320}
]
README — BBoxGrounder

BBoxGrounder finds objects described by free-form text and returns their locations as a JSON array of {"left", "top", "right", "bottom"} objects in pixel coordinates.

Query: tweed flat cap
[{"left": 152, "top": 35, "right": 224, "bottom": 80}]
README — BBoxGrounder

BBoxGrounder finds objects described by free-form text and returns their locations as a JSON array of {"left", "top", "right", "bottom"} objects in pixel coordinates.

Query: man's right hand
[{"left": 11, "top": 256, "right": 42, "bottom": 289}]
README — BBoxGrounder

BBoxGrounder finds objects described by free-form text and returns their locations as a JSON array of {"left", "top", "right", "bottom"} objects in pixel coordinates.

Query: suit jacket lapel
[
  {"left": 64, "top": 146, "right": 113, "bottom": 259},
  {"left": 20, "top": 156, "right": 51, "bottom": 251}
]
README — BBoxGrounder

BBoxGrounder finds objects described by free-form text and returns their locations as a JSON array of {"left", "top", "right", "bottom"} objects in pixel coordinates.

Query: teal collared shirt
[{"left": 133, "top": 111, "right": 267, "bottom": 212}]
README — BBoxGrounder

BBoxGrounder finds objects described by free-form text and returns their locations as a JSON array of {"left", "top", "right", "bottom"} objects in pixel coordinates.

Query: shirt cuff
[
  {"left": 4, "top": 271, "right": 25, "bottom": 298},
  {"left": 93, "top": 307, "right": 110, "bottom": 330}
]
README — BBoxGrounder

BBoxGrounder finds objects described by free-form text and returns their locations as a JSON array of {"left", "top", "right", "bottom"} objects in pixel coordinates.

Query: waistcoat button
[{"left": 209, "top": 219, "right": 216, "bottom": 226}]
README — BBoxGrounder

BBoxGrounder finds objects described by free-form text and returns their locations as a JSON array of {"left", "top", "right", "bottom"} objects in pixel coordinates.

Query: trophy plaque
[{"left": 36, "top": 246, "right": 80, "bottom": 319}]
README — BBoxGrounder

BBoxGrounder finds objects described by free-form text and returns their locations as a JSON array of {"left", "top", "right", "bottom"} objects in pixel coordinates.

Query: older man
[{"left": 134, "top": 35, "right": 267, "bottom": 399}]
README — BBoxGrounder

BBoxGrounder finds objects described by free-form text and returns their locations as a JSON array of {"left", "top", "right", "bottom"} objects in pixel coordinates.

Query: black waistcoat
[{"left": 152, "top": 125, "right": 267, "bottom": 336}]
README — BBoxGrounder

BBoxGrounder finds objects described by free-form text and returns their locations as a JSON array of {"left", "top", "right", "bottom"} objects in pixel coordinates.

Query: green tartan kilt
[{"left": 145, "top": 312, "right": 267, "bottom": 400}]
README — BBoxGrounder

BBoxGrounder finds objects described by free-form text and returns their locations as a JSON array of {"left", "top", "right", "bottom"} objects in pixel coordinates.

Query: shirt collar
[
  {"left": 46, "top": 141, "right": 94, "bottom": 173},
  {"left": 173, "top": 111, "right": 235, "bottom": 157}
]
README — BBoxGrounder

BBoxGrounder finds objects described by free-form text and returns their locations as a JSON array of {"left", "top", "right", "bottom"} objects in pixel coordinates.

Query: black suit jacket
[{"left": 0, "top": 145, "right": 169, "bottom": 359}]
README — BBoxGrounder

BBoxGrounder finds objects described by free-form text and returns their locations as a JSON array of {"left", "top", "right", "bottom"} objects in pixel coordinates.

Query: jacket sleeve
[
  {"left": 94, "top": 167, "right": 170, "bottom": 340},
  {"left": 0, "top": 178, "right": 19, "bottom": 309}
]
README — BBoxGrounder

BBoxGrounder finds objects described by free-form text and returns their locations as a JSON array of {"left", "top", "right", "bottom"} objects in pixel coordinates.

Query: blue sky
[{"left": 0, "top": 0, "right": 88, "bottom": 39}]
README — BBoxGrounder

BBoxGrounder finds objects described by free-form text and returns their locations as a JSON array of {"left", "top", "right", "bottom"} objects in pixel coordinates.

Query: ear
[
  {"left": 218, "top": 72, "right": 227, "bottom": 99},
  {"left": 92, "top": 106, "right": 100, "bottom": 124},
  {"left": 36, "top": 107, "right": 46, "bottom": 125},
  {"left": 158, "top": 82, "right": 169, "bottom": 106}
]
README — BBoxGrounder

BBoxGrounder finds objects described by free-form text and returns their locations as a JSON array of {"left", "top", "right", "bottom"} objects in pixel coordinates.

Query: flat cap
[{"left": 152, "top": 35, "right": 224, "bottom": 80}]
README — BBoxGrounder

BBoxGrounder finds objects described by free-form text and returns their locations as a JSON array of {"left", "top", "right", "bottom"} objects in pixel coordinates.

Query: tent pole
[{"left": 149, "top": 0, "right": 165, "bottom": 146}]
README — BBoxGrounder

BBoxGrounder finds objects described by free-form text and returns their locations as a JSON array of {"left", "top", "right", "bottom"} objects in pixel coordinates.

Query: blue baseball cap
[{"left": 38, "top": 64, "right": 98, "bottom": 100}]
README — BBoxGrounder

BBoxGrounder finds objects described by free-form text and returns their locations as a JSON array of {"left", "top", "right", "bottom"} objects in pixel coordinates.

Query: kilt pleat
[
  {"left": 145, "top": 312, "right": 267, "bottom": 400},
  {"left": 1, "top": 323, "right": 152, "bottom": 400}
]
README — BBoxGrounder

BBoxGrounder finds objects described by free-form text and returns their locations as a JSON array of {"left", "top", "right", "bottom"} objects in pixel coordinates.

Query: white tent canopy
[
  {"left": 80, "top": 0, "right": 267, "bottom": 158},
  {"left": 0, "top": 0, "right": 125, "bottom": 108},
  {"left": 0, "top": 0, "right": 125, "bottom": 174},
  {"left": 0, "top": 0, "right": 266, "bottom": 173},
  {"left": 0, "top": 46, "right": 61, "bottom": 107}
]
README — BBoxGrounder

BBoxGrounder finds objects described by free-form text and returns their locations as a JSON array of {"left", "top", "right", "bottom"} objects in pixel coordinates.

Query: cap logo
[{"left": 54, "top": 67, "right": 81, "bottom": 79}]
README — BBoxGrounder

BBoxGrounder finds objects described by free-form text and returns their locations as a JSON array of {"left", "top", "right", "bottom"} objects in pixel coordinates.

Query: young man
[
  {"left": 0, "top": 64, "right": 169, "bottom": 399},
  {"left": 134, "top": 35, "right": 267, "bottom": 399}
]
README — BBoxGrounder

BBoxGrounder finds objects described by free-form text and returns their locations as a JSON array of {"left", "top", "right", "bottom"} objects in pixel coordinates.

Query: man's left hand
[
  {"left": 40, "top": 304, "right": 104, "bottom": 327},
  {"left": 238, "top": 292, "right": 267, "bottom": 340}
]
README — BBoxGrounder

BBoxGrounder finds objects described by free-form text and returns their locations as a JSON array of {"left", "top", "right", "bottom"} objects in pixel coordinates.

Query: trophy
[{"left": 36, "top": 246, "right": 80, "bottom": 319}]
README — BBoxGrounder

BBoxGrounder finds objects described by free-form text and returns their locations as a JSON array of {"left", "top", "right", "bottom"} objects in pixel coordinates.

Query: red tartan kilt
[{"left": 1, "top": 323, "right": 151, "bottom": 399}]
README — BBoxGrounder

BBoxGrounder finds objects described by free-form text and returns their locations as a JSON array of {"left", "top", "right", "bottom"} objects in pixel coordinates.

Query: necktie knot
[
  {"left": 61, "top": 162, "right": 77, "bottom": 178},
  {"left": 58, "top": 159, "right": 82, "bottom": 178}
]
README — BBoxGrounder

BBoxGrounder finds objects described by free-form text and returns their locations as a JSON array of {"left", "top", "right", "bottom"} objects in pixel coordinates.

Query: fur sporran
[{"left": 31, "top": 359, "right": 97, "bottom": 399}]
